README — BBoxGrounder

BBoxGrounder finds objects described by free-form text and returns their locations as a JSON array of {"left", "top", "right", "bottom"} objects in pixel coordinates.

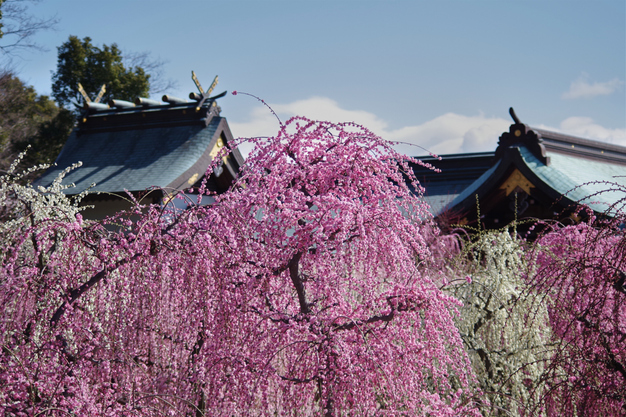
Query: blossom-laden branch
[
  {"left": 530, "top": 219, "right": 626, "bottom": 415},
  {"left": 442, "top": 230, "right": 552, "bottom": 416}
]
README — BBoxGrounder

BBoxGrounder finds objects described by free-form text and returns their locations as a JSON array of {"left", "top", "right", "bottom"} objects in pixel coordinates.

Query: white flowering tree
[{"left": 442, "top": 229, "right": 552, "bottom": 416}]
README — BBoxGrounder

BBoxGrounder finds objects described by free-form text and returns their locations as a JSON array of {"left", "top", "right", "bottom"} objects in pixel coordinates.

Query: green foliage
[
  {"left": 0, "top": 71, "right": 70, "bottom": 171},
  {"left": 14, "top": 108, "right": 74, "bottom": 168},
  {"left": 3, "top": 33, "right": 161, "bottom": 171},
  {"left": 51, "top": 35, "right": 151, "bottom": 108},
  {"left": 0, "top": 0, "right": 4, "bottom": 38}
]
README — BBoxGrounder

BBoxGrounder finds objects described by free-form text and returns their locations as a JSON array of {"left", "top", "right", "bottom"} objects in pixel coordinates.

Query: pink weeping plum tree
[
  {"left": 530, "top": 215, "right": 626, "bottom": 415},
  {"left": 0, "top": 116, "right": 481, "bottom": 415}
]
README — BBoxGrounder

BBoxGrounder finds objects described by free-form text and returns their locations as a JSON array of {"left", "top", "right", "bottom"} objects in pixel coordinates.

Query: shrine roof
[
  {"left": 447, "top": 146, "right": 626, "bottom": 216},
  {"left": 414, "top": 109, "right": 626, "bottom": 217},
  {"left": 36, "top": 97, "right": 244, "bottom": 196}
]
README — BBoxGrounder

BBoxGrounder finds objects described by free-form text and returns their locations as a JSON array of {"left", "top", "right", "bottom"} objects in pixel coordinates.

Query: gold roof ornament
[
  {"left": 500, "top": 168, "right": 534, "bottom": 196},
  {"left": 77, "top": 82, "right": 106, "bottom": 104},
  {"left": 191, "top": 71, "right": 224, "bottom": 111}
]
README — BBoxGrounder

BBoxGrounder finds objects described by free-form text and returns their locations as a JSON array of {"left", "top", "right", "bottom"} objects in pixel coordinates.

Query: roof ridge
[{"left": 532, "top": 127, "right": 626, "bottom": 165}]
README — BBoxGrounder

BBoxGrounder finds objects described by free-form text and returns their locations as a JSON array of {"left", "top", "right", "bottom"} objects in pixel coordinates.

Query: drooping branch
[
  {"left": 288, "top": 251, "right": 310, "bottom": 315},
  {"left": 332, "top": 310, "right": 395, "bottom": 332},
  {"left": 613, "top": 270, "right": 626, "bottom": 294},
  {"left": 574, "top": 313, "right": 626, "bottom": 382},
  {"left": 50, "top": 252, "right": 142, "bottom": 326},
  {"left": 23, "top": 200, "right": 45, "bottom": 271},
  {"left": 332, "top": 295, "right": 421, "bottom": 332}
]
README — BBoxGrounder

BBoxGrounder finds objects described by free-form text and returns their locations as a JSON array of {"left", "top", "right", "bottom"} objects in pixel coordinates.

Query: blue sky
[{"left": 3, "top": 0, "right": 625, "bottom": 156}]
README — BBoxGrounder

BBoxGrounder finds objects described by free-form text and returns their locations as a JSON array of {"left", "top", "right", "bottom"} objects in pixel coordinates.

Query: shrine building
[
  {"left": 412, "top": 108, "right": 626, "bottom": 231},
  {"left": 36, "top": 74, "right": 244, "bottom": 220}
]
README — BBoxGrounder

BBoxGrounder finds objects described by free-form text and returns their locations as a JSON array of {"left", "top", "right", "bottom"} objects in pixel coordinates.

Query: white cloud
[
  {"left": 386, "top": 113, "right": 509, "bottom": 156},
  {"left": 230, "top": 97, "right": 626, "bottom": 159},
  {"left": 229, "top": 97, "right": 510, "bottom": 157},
  {"left": 562, "top": 73, "right": 624, "bottom": 99}
]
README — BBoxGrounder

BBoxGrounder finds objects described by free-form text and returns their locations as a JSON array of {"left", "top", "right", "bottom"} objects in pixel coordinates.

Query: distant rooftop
[{"left": 413, "top": 108, "right": 626, "bottom": 225}]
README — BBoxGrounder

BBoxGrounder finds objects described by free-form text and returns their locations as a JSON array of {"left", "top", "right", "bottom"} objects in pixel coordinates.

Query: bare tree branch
[
  {"left": 123, "top": 50, "right": 178, "bottom": 95},
  {"left": 0, "top": 0, "right": 58, "bottom": 56}
]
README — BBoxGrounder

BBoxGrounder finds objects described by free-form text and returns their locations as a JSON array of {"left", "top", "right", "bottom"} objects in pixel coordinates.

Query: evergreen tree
[
  {"left": 51, "top": 35, "right": 150, "bottom": 109},
  {"left": 0, "top": 70, "right": 70, "bottom": 171}
]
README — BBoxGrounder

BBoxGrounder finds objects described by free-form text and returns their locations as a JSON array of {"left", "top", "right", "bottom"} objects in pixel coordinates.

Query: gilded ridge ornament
[
  {"left": 500, "top": 168, "right": 534, "bottom": 196},
  {"left": 191, "top": 71, "right": 221, "bottom": 111}
]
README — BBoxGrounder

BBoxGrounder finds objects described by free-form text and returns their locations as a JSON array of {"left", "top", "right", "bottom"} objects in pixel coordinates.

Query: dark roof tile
[{"left": 36, "top": 101, "right": 242, "bottom": 195}]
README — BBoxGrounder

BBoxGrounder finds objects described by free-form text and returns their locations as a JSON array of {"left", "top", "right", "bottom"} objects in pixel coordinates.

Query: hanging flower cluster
[
  {"left": 442, "top": 230, "right": 552, "bottom": 416},
  {"left": 531, "top": 219, "right": 626, "bottom": 415}
]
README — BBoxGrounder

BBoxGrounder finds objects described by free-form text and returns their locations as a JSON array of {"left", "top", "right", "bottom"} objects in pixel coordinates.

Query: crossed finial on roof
[
  {"left": 192, "top": 71, "right": 218, "bottom": 98},
  {"left": 191, "top": 71, "right": 227, "bottom": 111},
  {"left": 78, "top": 83, "right": 106, "bottom": 104}
]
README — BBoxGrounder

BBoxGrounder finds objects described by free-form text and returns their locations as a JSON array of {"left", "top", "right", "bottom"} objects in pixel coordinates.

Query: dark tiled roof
[
  {"left": 37, "top": 100, "right": 243, "bottom": 196},
  {"left": 411, "top": 152, "right": 494, "bottom": 214}
]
